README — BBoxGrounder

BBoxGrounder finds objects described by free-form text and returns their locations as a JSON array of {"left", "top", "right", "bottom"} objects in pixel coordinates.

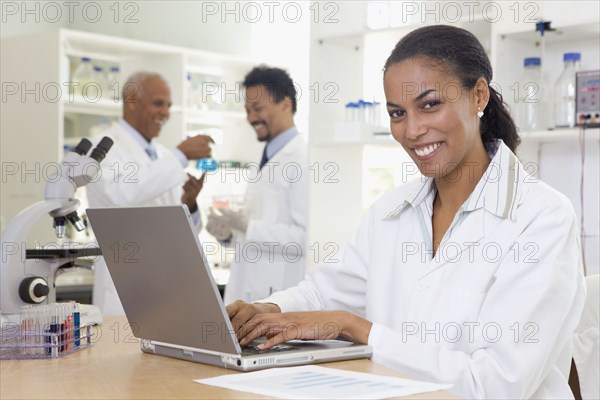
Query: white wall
[
  {"left": 249, "top": 1, "right": 310, "bottom": 134},
  {"left": 1, "top": 1, "right": 253, "bottom": 56}
]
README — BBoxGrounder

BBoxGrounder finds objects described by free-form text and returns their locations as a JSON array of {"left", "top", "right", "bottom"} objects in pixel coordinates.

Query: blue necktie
[
  {"left": 259, "top": 146, "right": 269, "bottom": 169},
  {"left": 145, "top": 147, "right": 157, "bottom": 160}
]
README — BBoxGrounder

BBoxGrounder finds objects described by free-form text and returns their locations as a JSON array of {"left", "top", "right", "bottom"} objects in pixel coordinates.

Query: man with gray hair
[{"left": 87, "top": 71, "right": 213, "bottom": 315}]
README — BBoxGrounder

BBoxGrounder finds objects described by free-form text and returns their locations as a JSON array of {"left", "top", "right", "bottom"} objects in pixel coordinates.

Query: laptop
[{"left": 86, "top": 205, "right": 372, "bottom": 371}]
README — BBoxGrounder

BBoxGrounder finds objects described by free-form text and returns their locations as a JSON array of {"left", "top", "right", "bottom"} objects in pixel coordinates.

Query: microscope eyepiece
[
  {"left": 66, "top": 212, "right": 86, "bottom": 232},
  {"left": 90, "top": 136, "right": 114, "bottom": 163},
  {"left": 53, "top": 216, "right": 66, "bottom": 238},
  {"left": 74, "top": 138, "right": 93, "bottom": 156}
]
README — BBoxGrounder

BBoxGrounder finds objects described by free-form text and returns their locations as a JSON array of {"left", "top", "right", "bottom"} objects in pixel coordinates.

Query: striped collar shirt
[{"left": 383, "top": 140, "right": 523, "bottom": 255}]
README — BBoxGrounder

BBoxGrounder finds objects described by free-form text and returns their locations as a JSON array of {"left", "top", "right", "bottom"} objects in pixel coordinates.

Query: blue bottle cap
[
  {"left": 93, "top": 66, "right": 103, "bottom": 72},
  {"left": 81, "top": 57, "right": 91, "bottom": 62},
  {"left": 524, "top": 57, "right": 541, "bottom": 67},
  {"left": 110, "top": 66, "right": 120, "bottom": 72},
  {"left": 563, "top": 52, "right": 581, "bottom": 62}
]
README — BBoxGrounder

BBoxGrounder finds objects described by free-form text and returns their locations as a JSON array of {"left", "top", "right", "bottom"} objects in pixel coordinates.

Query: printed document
[{"left": 195, "top": 365, "right": 452, "bottom": 399}]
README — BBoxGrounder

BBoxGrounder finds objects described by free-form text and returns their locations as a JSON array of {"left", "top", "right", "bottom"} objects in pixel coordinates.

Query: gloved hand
[
  {"left": 218, "top": 208, "right": 249, "bottom": 233},
  {"left": 206, "top": 209, "right": 233, "bottom": 241}
]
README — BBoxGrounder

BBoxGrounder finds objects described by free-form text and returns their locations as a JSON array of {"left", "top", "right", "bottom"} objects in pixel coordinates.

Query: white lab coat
[
  {"left": 266, "top": 141, "right": 586, "bottom": 399},
  {"left": 86, "top": 122, "right": 198, "bottom": 315},
  {"left": 572, "top": 274, "right": 599, "bottom": 400},
  {"left": 223, "top": 134, "right": 308, "bottom": 305}
]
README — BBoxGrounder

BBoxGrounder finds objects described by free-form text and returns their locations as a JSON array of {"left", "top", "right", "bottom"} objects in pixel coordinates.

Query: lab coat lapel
[
  {"left": 113, "top": 123, "right": 152, "bottom": 163},
  {"left": 243, "top": 139, "right": 293, "bottom": 218},
  {"left": 421, "top": 207, "right": 487, "bottom": 277},
  {"left": 270, "top": 133, "right": 301, "bottom": 162},
  {"left": 420, "top": 141, "right": 520, "bottom": 276}
]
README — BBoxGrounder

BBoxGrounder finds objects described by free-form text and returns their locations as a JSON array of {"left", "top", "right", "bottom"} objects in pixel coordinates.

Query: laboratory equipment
[
  {"left": 92, "top": 65, "right": 104, "bottom": 95},
  {"left": 71, "top": 57, "right": 94, "bottom": 97},
  {"left": 0, "top": 137, "right": 113, "bottom": 320},
  {"left": 0, "top": 302, "right": 94, "bottom": 359},
  {"left": 576, "top": 70, "right": 600, "bottom": 127},
  {"left": 518, "top": 57, "right": 546, "bottom": 131},
  {"left": 186, "top": 72, "right": 196, "bottom": 109},
  {"left": 554, "top": 52, "right": 581, "bottom": 128},
  {"left": 345, "top": 102, "right": 359, "bottom": 122},
  {"left": 105, "top": 66, "right": 120, "bottom": 101},
  {"left": 358, "top": 100, "right": 367, "bottom": 123},
  {"left": 345, "top": 100, "right": 382, "bottom": 126}
]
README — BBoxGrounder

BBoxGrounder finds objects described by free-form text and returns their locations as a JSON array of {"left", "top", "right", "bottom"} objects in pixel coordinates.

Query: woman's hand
[
  {"left": 226, "top": 300, "right": 281, "bottom": 338},
  {"left": 234, "top": 309, "right": 373, "bottom": 349}
]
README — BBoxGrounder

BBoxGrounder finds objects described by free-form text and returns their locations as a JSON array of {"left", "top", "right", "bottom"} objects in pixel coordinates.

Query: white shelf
[
  {"left": 520, "top": 127, "right": 600, "bottom": 143},
  {"left": 65, "top": 49, "right": 121, "bottom": 64},
  {"left": 185, "top": 109, "right": 246, "bottom": 126},
  {"left": 63, "top": 96, "right": 122, "bottom": 117},
  {"left": 62, "top": 29, "right": 182, "bottom": 58},
  {"left": 313, "top": 122, "right": 393, "bottom": 146},
  {"left": 499, "top": 21, "right": 600, "bottom": 44},
  {"left": 62, "top": 98, "right": 186, "bottom": 117},
  {"left": 186, "top": 65, "right": 227, "bottom": 77}
]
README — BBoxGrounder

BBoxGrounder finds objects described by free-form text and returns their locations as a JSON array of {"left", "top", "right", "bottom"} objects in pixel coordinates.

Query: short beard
[{"left": 257, "top": 131, "right": 271, "bottom": 142}]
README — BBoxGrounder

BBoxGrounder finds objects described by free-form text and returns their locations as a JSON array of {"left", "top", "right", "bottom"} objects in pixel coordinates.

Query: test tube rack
[
  {"left": 1, "top": 322, "right": 94, "bottom": 359},
  {"left": 1, "top": 302, "right": 94, "bottom": 360}
]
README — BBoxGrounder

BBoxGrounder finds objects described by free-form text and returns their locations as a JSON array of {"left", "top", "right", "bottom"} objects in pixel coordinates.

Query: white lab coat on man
[
  {"left": 223, "top": 133, "right": 308, "bottom": 305},
  {"left": 265, "top": 140, "right": 586, "bottom": 398},
  {"left": 87, "top": 121, "right": 199, "bottom": 315}
]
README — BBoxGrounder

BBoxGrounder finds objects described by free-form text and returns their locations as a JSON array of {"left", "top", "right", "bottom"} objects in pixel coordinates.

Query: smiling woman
[
  {"left": 379, "top": 26, "right": 522, "bottom": 256},
  {"left": 226, "top": 25, "right": 586, "bottom": 399}
]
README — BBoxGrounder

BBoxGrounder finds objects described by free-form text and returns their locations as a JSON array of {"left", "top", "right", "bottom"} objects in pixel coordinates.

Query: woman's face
[{"left": 384, "top": 57, "right": 486, "bottom": 179}]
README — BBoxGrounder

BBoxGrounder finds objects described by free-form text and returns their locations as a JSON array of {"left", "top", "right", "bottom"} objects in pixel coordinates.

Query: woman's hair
[{"left": 383, "top": 25, "right": 520, "bottom": 153}]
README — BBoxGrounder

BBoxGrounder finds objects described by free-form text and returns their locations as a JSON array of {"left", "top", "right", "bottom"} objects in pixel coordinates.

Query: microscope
[{"left": 1, "top": 137, "right": 113, "bottom": 322}]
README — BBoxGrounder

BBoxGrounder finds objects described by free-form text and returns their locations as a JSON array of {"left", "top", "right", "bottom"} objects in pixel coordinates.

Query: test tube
[
  {"left": 20, "top": 305, "right": 29, "bottom": 355},
  {"left": 73, "top": 301, "right": 81, "bottom": 347},
  {"left": 50, "top": 307, "right": 59, "bottom": 357}
]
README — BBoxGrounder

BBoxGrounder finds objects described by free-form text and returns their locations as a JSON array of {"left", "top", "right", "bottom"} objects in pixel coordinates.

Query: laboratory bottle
[
  {"left": 554, "top": 52, "right": 581, "bottom": 128},
  {"left": 372, "top": 101, "right": 382, "bottom": 126},
  {"left": 345, "top": 102, "right": 359, "bottom": 122},
  {"left": 358, "top": 100, "right": 367, "bottom": 123},
  {"left": 92, "top": 66, "right": 104, "bottom": 100},
  {"left": 71, "top": 57, "right": 95, "bottom": 97},
  {"left": 105, "top": 66, "right": 120, "bottom": 101},
  {"left": 364, "top": 101, "right": 374, "bottom": 125},
  {"left": 186, "top": 73, "right": 195, "bottom": 109},
  {"left": 518, "top": 57, "right": 546, "bottom": 132}
]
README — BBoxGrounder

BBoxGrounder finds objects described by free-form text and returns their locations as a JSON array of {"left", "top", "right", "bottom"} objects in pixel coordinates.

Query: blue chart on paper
[
  {"left": 287, "top": 370, "right": 404, "bottom": 389},
  {"left": 196, "top": 365, "right": 452, "bottom": 399},
  {"left": 240, "top": 369, "right": 409, "bottom": 398}
]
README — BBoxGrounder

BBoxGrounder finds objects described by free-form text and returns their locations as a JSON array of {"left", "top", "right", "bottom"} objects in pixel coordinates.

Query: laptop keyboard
[{"left": 241, "top": 343, "right": 302, "bottom": 356}]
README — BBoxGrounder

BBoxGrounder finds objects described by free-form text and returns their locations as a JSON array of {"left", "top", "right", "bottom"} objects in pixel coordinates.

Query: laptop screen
[{"left": 87, "top": 205, "right": 241, "bottom": 355}]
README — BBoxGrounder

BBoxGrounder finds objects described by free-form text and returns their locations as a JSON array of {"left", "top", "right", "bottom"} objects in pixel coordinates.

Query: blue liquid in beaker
[{"left": 196, "top": 158, "right": 218, "bottom": 172}]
